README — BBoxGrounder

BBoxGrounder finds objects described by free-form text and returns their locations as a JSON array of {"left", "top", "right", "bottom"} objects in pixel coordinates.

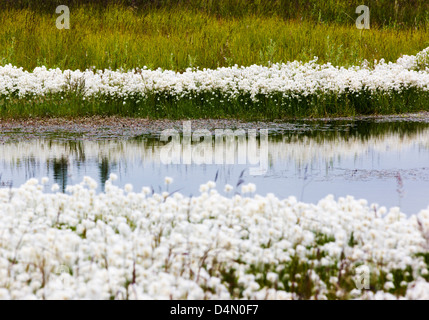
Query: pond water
[{"left": 1, "top": 120, "right": 429, "bottom": 215}]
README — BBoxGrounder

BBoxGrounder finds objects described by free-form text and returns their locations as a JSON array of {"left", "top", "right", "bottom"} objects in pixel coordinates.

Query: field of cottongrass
[
  {"left": 1, "top": 0, "right": 429, "bottom": 300},
  {"left": 0, "top": 175, "right": 429, "bottom": 299},
  {"left": 1, "top": 47, "right": 429, "bottom": 119}
]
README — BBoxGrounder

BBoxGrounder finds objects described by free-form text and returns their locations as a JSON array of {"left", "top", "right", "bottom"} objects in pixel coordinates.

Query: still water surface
[{"left": 1, "top": 121, "right": 429, "bottom": 215}]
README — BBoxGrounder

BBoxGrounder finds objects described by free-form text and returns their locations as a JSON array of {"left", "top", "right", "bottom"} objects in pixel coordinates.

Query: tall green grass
[
  {"left": 1, "top": 6, "right": 428, "bottom": 72},
  {"left": 2, "top": 0, "right": 429, "bottom": 29},
  {"left": 2, "top": 88, "right": 429, "bottom": 120}
]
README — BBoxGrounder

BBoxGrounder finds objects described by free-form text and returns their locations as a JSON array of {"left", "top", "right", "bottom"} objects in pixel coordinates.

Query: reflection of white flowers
[
  {"left": 1, "top": 129, "right": 429, "bottom": 174},
  {"left": 0, "top": 177, "right": 428, "bottom": 300},
  {"left": 1, "top": 48, "right": 428, "bottom": 101},
  {"left": 164, "top": 177, "right": 173, "bottom": 185}
]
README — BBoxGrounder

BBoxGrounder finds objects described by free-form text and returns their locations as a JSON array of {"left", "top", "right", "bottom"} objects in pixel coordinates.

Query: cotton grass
[{"left": 0, "top": 176, "right": 428, "bottom": 299}]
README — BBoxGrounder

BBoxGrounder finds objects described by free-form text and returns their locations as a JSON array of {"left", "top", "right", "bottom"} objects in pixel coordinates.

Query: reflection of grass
[
  {"left": 0, "top": 174, "right": 13, "bottom": 188},
  {"left": 276, "top": 121, "right": 429, "bottom": 143}
]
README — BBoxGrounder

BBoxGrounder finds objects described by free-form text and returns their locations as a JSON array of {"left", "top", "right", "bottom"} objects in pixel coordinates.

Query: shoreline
[{"left": 1, "top": 112, "right": 429, "bottom": 141}]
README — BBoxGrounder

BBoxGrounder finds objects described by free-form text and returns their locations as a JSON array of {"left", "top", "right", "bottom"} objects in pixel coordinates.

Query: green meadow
[
  {"left": 0, "top": 0, "right": 428, "bottom": 119},
  {"left": 1, "top": 3, "right": 428, "bottom": 71}
]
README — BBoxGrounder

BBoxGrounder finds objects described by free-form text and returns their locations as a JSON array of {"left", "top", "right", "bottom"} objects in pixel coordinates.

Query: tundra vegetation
[
  {"left": 0, "top": 0, "right": 429, "bottom": 300},
  {"left": 0, "top": 0, "right": 428, "bottom": 118}
]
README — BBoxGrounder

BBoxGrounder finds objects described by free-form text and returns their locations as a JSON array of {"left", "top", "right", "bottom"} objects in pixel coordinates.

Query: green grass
[
  {"left": 0, "top": 5, "right": 428, "bottom": 72},
  {"left": 2, "top": 0, "right": 429, "bottom": 29},
  {"left": 2, "top": 88, "right": 429, "bottom": 120},
  {"left": 0, "top": 3, "right": 429, "bottom": 119}
]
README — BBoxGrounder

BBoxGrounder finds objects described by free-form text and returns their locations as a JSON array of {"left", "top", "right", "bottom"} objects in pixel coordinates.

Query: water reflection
[
  {"left": 1, "top": 121, "right": 429, "bottom": 214},
  {"left": 50, "top": 156, "right": 69, "bottom": 193}
]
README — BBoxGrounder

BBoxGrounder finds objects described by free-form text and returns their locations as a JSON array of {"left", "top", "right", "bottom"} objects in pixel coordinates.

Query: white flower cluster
[
  {"left": 0, "top": 177, "right": 428, "bottom": 300},
  {"left": 398, "top": 47, "right": 429, "bottom": 71},
  {"left": 1, "top": 48, "right": 428, "bottom": 100}
]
